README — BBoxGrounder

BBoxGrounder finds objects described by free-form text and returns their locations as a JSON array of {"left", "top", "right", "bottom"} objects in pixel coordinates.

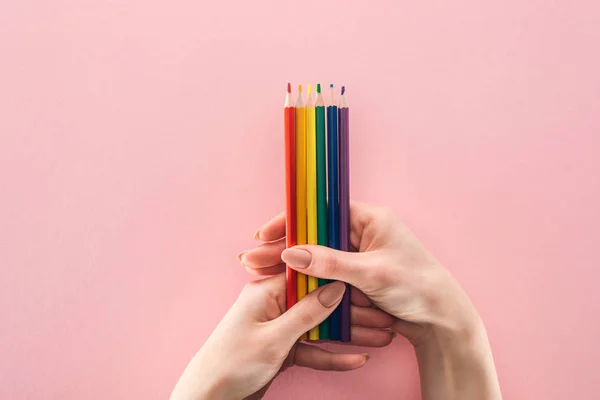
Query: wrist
[
  {"left": 417, "top": 319, "right": 501, "bottom": 400},
  {"left": 193, "top": 374, "right": 232, "bottom": 400},
  {"left": 416, "top": 272, "right": 502, "bottom": 399},
  {"left": 171, "top": 354, "right": 235, "bottom": 400},
  {"left": 428, "top": 314, "right": 491, "bottom": 366}
]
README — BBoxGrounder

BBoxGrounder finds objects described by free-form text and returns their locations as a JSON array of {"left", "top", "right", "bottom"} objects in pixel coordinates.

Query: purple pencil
[{"left": 338, "top": 86, "right": 351, "bottom": 342}]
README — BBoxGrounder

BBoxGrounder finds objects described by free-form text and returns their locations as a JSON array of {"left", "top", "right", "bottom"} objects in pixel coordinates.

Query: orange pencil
[
  {"left": 296, "top": 85, "right": 308, "bottom": 340},
  {"left": 284, "top": 83, "right": 297, "bottom": 310}
]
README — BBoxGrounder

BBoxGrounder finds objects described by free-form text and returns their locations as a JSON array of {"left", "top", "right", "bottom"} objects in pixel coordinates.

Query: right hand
[
  {"left": 240, "top": 201, "right": 479, "bottom": 345},
  {"left": 241, "top": 201, "right": 502, "bottom": 399}
]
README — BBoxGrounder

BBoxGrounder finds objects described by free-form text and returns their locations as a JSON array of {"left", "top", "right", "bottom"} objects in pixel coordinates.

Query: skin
[
  {"left": 172, "top": 201, "right": 502, "bottom": 400},
  {"left": 171, "top": 276, "right": 395, "bottom": 399}
]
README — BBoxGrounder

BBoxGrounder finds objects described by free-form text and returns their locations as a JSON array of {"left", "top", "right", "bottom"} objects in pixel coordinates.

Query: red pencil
[{"left": 284, "top": 83, "right": 297, "bottom": 310}]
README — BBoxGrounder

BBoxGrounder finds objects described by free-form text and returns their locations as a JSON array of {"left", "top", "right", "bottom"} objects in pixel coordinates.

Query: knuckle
[
  {"left": 240, "top": 279, "right": 266, "bottom": 299},
  {"left": 242, "top": 280, "right": 260, "bottom": 293},
  {"left": 260, "top": 333, "right": 287, "bottom": 362},
  {"left": 364, "top": 254, "right": 396, "bottom": 286},
  {"left": 321, "top": 250, "right": 340, "bottom": 276},
  {"left": 295, "top": 303, "right": 317, "bottom": 327},
  {"left": 365, "top": 265, "right": 387, "bottom": 286},
  {"left": 377, "top": 206, "right": 396, "bottom": 221}
]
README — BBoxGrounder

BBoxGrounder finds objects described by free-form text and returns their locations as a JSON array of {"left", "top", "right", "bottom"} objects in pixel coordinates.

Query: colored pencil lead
[
  {"left": 308, "top": 84, "right": 312, "bottom": 94},
  {"left": 339, "top": 87, "right": 348, "bottom": 108},
  {"left": 298, "top": 84, "right": 303, "bottom": 93},
  {"left": 341, "top": 86, "right": 345, "bottom": 95},
  {"left": 330, "top": 84, "right": 336, "bottom": 106},
  {"left": 317, "top": 83, "right": 321, "bottom": 93},
  {"left": 287, "top": 82, "right": 291, "bottom": 93}
]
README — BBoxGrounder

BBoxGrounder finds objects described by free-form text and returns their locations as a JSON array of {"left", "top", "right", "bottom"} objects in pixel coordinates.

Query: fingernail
[
  {"left": 236, "top": 251, "right": 247, "bottom": 263},
  {"left": 361, "top": 353, "right": 370, "bottom": 365},
  {"left": 253, "top": 229, "right": 261, "bottom": 240},
  {"left": 281, "top": 248, "right": 312, "bottom": 269},
  {"left": 318, "top": 281, "right": 346, "bottom": 307}
]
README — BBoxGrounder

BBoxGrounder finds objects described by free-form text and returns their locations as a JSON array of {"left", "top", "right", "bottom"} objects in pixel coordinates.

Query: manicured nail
[
  {"left": 281, "top": 248, "right": 312, "bottom": 269},
  {"left": 236, "top": 251, "right": 247, "bottom": 263},
  {"left": 253, "top": 229, "right": 261, "bottom": 240},
  {"left": 318, "top": 281, "right": 346, "bottom": 307},
  {"left": 361, "top": 354, "right": 370, "bottom": 365}
]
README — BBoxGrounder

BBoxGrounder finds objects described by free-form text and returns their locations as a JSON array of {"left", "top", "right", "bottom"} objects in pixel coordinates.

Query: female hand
[
  {"left": 171, "top": 273, "right": 396, "bottom": 400},
  {"left": 241, "top": 201, "right": 502, "bottom": 400}
]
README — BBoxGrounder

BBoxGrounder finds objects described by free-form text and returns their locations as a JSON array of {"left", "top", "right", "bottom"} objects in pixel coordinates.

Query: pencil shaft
[
  {"left": 306, "top": 104, "right": 319, "bottom": 340},
  {"left": 284, "top": 106, "right": 297, "bottom": 310},
  {"left": 338, "top": 106, "right": 351, "bottom": 342},
  {"left": 296, "top": 106, "right": 308, "bottom": 341},
  {"left": 315, "top": 104, "right": 330, "bottom": 339},
  {"left": 316, "top": 106, "right": 328, "bottom": 252},
  {"left": 327, "top": 104, "right": 341, "bottom": 341}
]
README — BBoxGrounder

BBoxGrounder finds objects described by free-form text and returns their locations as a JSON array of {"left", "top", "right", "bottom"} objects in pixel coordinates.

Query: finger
[
  {"left": 349, "top": 200, "right": 381, "bottom": 249},
  {"left": 294, "top": 343, "right": 368, "bottom": 371},
  {"left": 312, "top": 326, "right": 395, "bottom": 348},
  {"left": 240, "top": 239, "right": 355, "bottom": 270},
  {"left": 238, "top": 239, "right": 286, "bottom": 269},
  {"left": 281, "top": 246, "right": 375, "bottom": 289},
  {"left": 351, "top": 306, "right": 395, "bottom": 328},
  {"left": 254, "top": 211, "right": 286, "bottom": 242},
  {"left": 269, "top": 281, "right": 346, "bottom": 342},
  {"left": 244, "top": 264, "right": 286, "bottom": 277},
  {"left": 348, "top": 326, "right": 395, "bottom": 347},
  {"left": 351, "top": 287, "right": 372, "bottom": 307},
  {"left": 239, "top": 273, "right": 287, "bottom": 314},
  {"left": 348, "top": 201, "right": 400, "bottom": 251}
]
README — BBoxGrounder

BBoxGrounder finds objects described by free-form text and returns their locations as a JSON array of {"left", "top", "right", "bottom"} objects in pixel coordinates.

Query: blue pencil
[{"left": 327, "top": 84, "right": 341, "bottom": 341}]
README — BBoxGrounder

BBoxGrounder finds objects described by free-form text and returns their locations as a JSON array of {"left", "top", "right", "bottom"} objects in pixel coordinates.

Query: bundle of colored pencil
[{"left": 284, "top": 82, "right": 351, "bottom": 342}]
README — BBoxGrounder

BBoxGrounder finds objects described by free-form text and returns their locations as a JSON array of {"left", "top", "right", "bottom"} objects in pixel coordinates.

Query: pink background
[{"left": 1, "top": 1, "right": 599, "bottom": 399}]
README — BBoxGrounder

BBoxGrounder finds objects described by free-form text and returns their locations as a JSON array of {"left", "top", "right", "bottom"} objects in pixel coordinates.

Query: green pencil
[{"left": 315, "top": 83, "right": 330, "bottom": 339}]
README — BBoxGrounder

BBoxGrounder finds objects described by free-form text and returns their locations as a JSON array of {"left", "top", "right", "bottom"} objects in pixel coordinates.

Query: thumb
[
  {"left": 270, "top": 281, "right": 346, "bottom": 341},
  {"left": 281, "top": 246, "right": 373, "bottom": 289}
]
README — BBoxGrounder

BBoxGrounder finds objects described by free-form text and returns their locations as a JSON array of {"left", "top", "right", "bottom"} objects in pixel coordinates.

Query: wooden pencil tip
[
  {"left": 317, "top": 83, "right": 321, "bottom": 93},
  {"left": 287, "top": 82, "right": 291, "bottom": 93}
]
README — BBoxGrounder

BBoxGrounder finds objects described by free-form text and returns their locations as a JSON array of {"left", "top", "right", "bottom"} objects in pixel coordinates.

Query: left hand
[{"left": 170, "top": 273, "right": 395, "bottom": 400}]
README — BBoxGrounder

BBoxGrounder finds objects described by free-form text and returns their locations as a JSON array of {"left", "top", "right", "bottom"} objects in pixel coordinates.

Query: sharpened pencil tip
[
  {"left": 287, "top": 82, "right": 291, "bottom": 93},
  {"left": 341, "top": 86, "right": 345, "bottom": 95},
  {"left": 317, "top": 83, "right": 321, "bottom": 93},
  {"left": 330, "top": 84, "right": 334, "bottom": 88},
  {"left": 308, "top": 84, "right": 312, "bottom": 94},
  {"left": 298, "top": 84, "right": 302, "bottom": 93}
]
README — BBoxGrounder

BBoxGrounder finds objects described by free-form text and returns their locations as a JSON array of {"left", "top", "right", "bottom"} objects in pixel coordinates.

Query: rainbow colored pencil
[
  {"left": 327, "top": 84, "right": 341, "bottom": 341},
  {"left": 338, "top": 86, "right": 351, "bottom": 342},
  {"left": 306, "top": 85, "right": 319, "bottom": 340},
  {"left": 284, "top": 82, "right": 351, "bottom": 343},
  {"left": 315, "top": 84, "right": 330, "bottom": 339},
  {"left": 295, "top": 85, "right": 308, "bottom": 341},
  {"left": 284, "top": 83, "right": 297, "bottom": 310}
]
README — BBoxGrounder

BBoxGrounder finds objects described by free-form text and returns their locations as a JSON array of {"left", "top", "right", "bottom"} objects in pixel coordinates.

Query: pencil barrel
[
  {"left": 315, "top": 105, "right": 330, "bottom": 339},
  {"left": 338, "top": 107, "right": 351, "bottom": 342},
  {"left": 284, "top": 107, "right": 297, "bottom": 310},
  {"left": 306, "top": 104, "right": 319, "bottom": 340},
  {"left": 327, "top": 104, "right": 341, "bottom": 341}
]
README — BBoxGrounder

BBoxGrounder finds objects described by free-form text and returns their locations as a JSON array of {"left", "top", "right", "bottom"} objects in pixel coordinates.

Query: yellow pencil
[
  {"left": 295, "top": 85, "right": 308, "bottom": 340},
  {"left": 306, "top": 84, "right": 319, "bottom": 340}
]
